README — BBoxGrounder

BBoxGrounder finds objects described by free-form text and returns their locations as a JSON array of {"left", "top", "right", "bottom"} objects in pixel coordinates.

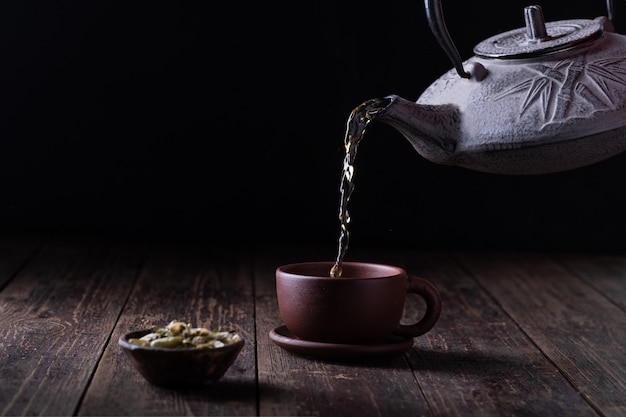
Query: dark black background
[{"left": 1, "top": 0, "right": 625, "bottom": 253}]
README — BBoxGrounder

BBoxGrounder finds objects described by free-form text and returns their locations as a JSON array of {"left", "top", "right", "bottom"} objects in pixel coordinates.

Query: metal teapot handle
[
  {"left": 424, "top": 0, "right": 470, "bottom": 79},
  {"left": 606, "top": 0, "right": 614, "bottom": 21},
  {"left": 425, "top": 0, "right": 617, "bottom": 79}
]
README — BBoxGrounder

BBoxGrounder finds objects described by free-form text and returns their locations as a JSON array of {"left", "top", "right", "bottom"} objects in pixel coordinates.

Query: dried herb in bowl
[{"left": 128, "top": 320, "right": 241, "bottom": 349}]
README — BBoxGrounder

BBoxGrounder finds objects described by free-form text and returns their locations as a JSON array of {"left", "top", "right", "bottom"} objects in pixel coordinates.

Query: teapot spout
[{"left": 374, "top": 95, "right": 460, "bottom": 166}]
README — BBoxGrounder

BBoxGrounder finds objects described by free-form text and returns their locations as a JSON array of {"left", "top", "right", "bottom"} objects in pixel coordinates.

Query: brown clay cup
[{"left": 275, "top": 261, "right": 442, "bottom": 344}]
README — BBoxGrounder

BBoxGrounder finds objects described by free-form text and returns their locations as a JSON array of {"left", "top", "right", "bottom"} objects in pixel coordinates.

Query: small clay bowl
[{"left": 118, "top": 329, "right": 244, "bottom": 387}]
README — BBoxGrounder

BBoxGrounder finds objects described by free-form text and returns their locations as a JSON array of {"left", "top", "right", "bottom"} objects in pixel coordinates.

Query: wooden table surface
[{"left": 1, "top": 236, "right": 625, "bottom": 417}]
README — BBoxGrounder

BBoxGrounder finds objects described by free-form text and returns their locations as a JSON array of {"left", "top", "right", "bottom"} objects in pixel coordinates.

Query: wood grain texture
[
  {"left": 78, "top": 242, "right": 257, "bottom": 416},
  {"left": 1, "top": 239, "right": 624, "bottom": 417},
  {"left": 0, "top": 237, "right": 42, "bottom": 289},
  {"left": 555, "top": 253, "right": 626, "bottom": 311},
  {"left": 455, "top": 251, "right": 626, "bottom": 417},
  {"left": 402, "top": 251, "right": 599, "bottom": 417},
  {"left": 0, "top": 238, "right": 145, "bottom": 416}
]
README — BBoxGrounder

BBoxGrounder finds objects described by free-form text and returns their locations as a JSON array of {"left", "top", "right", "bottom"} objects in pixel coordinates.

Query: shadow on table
[{"left": 405, "top": 348, "right": 535, "bottom": 375}]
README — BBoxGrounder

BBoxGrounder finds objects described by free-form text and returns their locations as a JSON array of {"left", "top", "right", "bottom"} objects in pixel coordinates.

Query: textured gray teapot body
[{"left": 374, "top": 3, "right": 626, "bottom": 174}]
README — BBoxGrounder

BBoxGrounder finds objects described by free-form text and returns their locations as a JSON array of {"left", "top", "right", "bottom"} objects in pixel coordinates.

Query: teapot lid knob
[
  {"left": 474, "top": 5, "right": 604, "bottom": 59},
  {"left": 524, "top": 5, "right": 549, "bottom": 42}
]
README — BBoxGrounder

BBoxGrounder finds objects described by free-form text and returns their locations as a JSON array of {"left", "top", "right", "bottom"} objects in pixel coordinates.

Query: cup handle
[{"left": 394, "top": 276, "right": 442, "bottom": 338}]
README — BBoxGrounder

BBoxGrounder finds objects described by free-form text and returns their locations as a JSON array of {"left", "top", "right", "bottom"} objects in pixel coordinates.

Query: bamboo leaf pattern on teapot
[{"left": 494, "top": 56, "right": 626, "bottom": 124}]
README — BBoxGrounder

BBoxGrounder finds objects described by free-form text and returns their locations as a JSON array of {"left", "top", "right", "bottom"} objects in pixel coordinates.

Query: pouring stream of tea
[{"left": 330, "top": 98, "right": 391, "bottom": 278}]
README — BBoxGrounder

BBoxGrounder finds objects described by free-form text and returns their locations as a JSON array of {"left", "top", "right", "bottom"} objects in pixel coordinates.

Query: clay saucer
[{"left": 269, "top": 325, "right": 413, "bottom": 361}]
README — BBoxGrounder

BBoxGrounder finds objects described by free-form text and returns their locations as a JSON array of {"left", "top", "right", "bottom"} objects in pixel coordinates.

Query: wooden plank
[
  {"left": 0, "top": 238, "right": 145, "bottom": 416},
  {"left": 455, "top": 251, "right": 626, "bottom": 417},
  {"left": 254, "top": 245, "right": 432, "bottom": 417},
  {"left": 0, "top": 236, "right": 42, "bottom": 289},
  {"left": 78, "top": 242, "right": 257, "bottom": 416},
  {"left": 4, "top": 239, "right": 622, "bottom": 416},
  {"left": 401, "top": 250, "right": 599, "bottom": 417},
  {"left": 555, "top": 253, "right": 626, "bottom": 311}
]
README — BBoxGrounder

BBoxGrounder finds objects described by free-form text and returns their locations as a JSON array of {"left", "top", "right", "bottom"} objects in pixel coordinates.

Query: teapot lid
[{"left": 474, "top": 6, "right": 604, "bottom": 59}]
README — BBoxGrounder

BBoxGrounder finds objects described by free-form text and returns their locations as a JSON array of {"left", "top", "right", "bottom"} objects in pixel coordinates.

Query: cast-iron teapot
[{"left": 372, "top": 0, "right": 626, "bottom": 174}]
